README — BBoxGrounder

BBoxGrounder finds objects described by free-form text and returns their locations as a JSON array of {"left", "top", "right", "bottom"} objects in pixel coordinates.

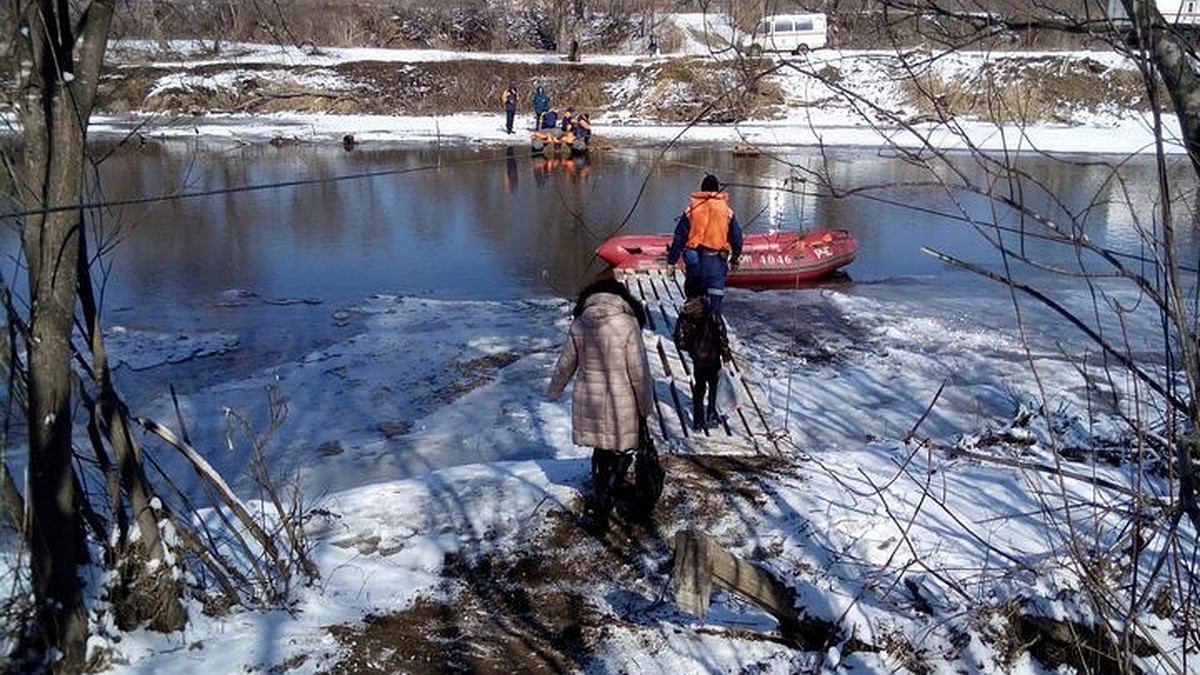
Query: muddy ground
[{"left": 312, "top": 454, "right": 810, "bottom": 675}]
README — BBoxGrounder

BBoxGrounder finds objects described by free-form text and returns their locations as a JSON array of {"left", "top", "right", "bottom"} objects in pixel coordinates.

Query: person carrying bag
[
  {"left": 673, "top": 276, "right": 735, "bottom": 431},
  {"left": 547, "top": 279, "right": 655, "bottom": 535}
]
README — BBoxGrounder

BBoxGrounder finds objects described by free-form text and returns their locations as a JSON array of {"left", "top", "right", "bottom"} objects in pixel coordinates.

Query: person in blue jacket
[
  {"left": 533, "top": 85, "right": 550, "bottom": 128},
  {"left": 666, "top": 174, "right": 744, "bottom": 314}
]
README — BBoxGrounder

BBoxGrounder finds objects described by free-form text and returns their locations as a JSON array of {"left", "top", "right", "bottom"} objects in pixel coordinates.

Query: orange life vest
[{"left": 683, "top": 192, "right": 734, "bottom": 252}]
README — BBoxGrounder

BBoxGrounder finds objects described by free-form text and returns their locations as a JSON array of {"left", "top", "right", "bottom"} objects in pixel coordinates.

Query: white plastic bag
[{"left": 715, "top": 368, "right": 743, "bottom": 411}]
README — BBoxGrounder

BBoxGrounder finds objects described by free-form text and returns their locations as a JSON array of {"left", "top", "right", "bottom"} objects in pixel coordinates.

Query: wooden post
[
  {"left": 671, "top": 529, "right": 714, "bottom": 619},
  {"left": 671, "top": 529, "right": 801, "bottom": 632}
]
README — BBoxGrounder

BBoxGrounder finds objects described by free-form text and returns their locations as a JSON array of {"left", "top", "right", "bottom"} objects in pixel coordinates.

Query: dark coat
[
  {"left": 533, "top": 87, "right": 550, "bottom": 114},
  {"left": 673, "top": 297, "right": 732, "bottom": 368}
]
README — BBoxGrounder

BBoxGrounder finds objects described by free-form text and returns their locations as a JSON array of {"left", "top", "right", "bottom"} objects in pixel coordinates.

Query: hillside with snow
[{"left": 91, "top": 28, "right": 1171, "bottom": 156}]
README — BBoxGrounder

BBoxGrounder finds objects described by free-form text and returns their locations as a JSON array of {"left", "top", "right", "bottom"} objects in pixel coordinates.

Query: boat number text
[{"left": 750, "top": 245, "right": 833, "bottom": 266}]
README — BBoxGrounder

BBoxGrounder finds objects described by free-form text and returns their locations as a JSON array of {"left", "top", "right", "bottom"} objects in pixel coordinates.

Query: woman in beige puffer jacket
[{"left": 547, "top": 278, "right": 655, "bottom": 532}]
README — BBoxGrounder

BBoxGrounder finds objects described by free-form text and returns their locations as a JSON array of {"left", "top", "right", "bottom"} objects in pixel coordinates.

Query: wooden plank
[
  {"left": 643, "top": 332, "right": 682, "bottom": 441},
  {"left": 671, "top": 530, "right": 800, "bottom": 628},
  {"left": 709, "top": 543, "right": 799, "bottom": 624},
  {"left": 724, "top": 359, "right": 783, "bottom": 456},
  {"left": 653, "top": 336, "right": 688, "bottom": 436},
  {"left": 670, "top": 529, "right": 713, "bottom": 619},
  {"left": 617, "top": 269, "right": 783, "bottom": 455},
  {"left": 619, "top": 270, "right": 683, "bottom": 441}
]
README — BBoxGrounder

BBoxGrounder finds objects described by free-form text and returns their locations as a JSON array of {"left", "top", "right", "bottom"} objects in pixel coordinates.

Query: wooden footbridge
[
  {"left": 619, "top": 269, "right": 819, "bottom": 630},
  {"left": 616, "top": 269, "right": 788, "bottom": 457}
]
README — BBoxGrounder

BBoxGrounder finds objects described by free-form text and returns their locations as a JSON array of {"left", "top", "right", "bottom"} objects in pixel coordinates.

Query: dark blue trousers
[{"left": 685, "top": 250, "right": 729, "bottom": 313}]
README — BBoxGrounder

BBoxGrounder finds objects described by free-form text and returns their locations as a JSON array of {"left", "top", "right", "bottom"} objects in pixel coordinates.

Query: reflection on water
[
  {"left": 1, "top": 140, "right": 1196, "bottom": 390},
  {"left": 9, "top": 141, "right": 1196, "bottom": 305}
]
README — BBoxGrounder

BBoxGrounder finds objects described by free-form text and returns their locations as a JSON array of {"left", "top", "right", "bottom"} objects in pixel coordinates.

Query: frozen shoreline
[{"left": 82, "top": 109, "right": 1188, "bottom": 157}]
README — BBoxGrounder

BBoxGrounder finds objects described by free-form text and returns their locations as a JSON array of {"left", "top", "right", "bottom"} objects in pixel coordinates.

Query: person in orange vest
[{"left": 666, "top": 174, "right": 744, "bottom": 313}]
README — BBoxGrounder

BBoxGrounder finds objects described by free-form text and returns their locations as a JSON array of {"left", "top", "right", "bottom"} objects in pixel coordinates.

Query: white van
[
  {"left": 740, "top": 14, "right": 828, "bottom": 55},
  {"left": 1108, "top": 0, "right": 1200, "bottom": 25}
]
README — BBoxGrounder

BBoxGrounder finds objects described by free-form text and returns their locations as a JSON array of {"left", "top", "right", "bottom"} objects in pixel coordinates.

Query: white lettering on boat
[{"left": 750, "top": 254, "right": 795, "bottom": 267}]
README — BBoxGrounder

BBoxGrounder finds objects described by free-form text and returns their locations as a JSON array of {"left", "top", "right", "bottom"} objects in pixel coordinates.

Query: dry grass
[
  {"left": 322, "top": 543, "right": 595, "bottom": 674},
  {"left": 97, "top": 50, "right": 1146, "bottom": 130},
  {"left": 100, "top": 60, "right": 633, "bottom": 118},
  {"left": 898, "top": 55, "right": 1149, "bottom": 125}
]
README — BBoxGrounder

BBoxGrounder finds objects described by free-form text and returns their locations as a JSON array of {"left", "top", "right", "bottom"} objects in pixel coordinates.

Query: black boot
[
  {"left": 588, "top": 450, "right": 615, "bottom": 535},
  {"left": 612, "top": 451, "right": 633, "bottom": 487},
  {"left": 692, "top": 399, "right": 707, "bottom": 431},
  {"left": 610, "top": 450, "right": 633, "bottom": 511}
]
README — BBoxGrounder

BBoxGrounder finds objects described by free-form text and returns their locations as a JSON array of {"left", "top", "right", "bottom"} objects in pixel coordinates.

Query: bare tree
[
  {"left": 10, "top": 2, "right": 119, "bottom": 668},
  {"left": 1111, "top": 0, "right": 1200, "bottom": 529},
  {"left": 2, "top": 2, "right": 317, "bottom": 670}
]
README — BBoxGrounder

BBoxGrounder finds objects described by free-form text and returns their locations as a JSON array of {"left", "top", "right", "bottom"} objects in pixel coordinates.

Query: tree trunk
[
  {"left": 14, "top": 0, "right": 117, "bottom": 667},
  {"left": 1122, "top": 0, "right": 1200, "bottom": 177},
  {"left": 1118, "top": 0, "right": 1200, "bottom": 529}
]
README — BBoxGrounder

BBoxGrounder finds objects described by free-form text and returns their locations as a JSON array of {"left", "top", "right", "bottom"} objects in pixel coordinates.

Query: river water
[{"left": 2, "top": 139, "right": 1197, "bottom": 407}]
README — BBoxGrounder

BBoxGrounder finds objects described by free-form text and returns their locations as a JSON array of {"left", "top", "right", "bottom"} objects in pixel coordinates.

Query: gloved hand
[{"left": 730, "top": 257, "right": 741, "bottom": 271}]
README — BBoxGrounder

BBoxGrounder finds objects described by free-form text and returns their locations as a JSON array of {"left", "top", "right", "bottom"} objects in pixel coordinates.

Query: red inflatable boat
[{"left": 596, "top": 229, "right": 857, "bottom": 287}]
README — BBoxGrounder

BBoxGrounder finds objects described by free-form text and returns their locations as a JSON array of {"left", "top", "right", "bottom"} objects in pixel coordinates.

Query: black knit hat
[{"left": 701, "top": 174, "right": 720, "bottom": 192}]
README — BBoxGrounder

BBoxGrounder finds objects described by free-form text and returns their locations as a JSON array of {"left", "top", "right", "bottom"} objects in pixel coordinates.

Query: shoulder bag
[{"left": 633, "top": 418, "right": 665, "bottom": 514}]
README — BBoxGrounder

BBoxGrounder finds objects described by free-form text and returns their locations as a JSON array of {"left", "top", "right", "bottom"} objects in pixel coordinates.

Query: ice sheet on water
[{"left": 104, "top": 325, "right": 240, "bottom": 371}]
